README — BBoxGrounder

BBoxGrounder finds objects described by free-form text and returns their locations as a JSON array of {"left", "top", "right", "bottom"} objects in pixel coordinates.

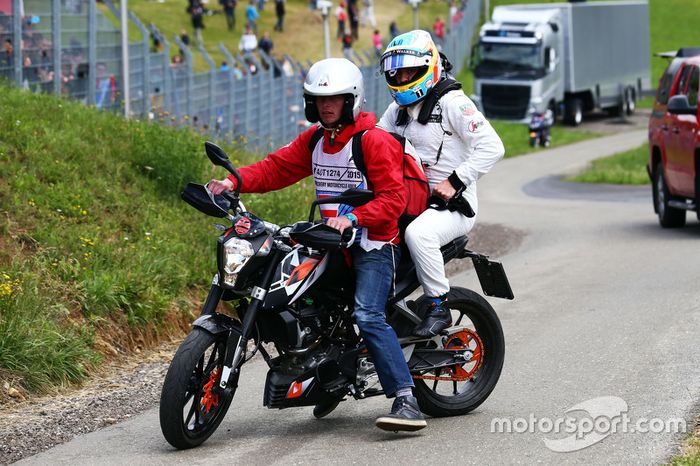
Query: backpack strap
[
  {"left": 307, "top": 125, "right": 325, "bottom": 152},
  {"left": 351, "top": 130, "right": 368, "bottom": 177},
  {"left": 395, "top": 77, "right": 462, "bottom": 126}
]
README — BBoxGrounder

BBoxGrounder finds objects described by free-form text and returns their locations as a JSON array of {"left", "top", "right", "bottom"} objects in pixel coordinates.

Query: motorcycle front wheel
[
  {"left": 410, "top": 287, "right": 505, "bottom": 417},
  {"left": 159, "top": 328, "right": 237, "bottom": 449}
]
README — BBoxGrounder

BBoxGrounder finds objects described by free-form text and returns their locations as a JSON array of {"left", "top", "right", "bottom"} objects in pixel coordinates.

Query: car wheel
[{"left": 653, "top": 162, "right": 686, "bottom": 228}]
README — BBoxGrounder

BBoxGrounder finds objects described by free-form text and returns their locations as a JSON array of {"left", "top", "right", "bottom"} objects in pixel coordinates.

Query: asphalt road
[{"left": 19, "top": 129, "right": 700, "bottom": 465}]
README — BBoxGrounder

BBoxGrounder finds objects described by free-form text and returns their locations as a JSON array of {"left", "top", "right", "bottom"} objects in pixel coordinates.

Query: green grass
[
  {"left": 567, "top": 143, "right": 649, "bottom": 185},
  {"left": 0, "top": 85, "right": 313, "bottom": 392},
  {"left": 669, "top": 430, "right": 700, "bottom": 465},
  {"left": 118, "top": 0, "right": 452, "bottom": 71}
]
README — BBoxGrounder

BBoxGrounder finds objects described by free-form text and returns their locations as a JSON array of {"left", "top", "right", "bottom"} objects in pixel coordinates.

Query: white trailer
[{"left": 471, "top": 1, "right": 651, "bottom": 125}]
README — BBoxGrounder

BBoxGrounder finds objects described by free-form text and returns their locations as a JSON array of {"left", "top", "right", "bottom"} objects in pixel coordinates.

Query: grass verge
[{"left": 566, "top": 143, "right": 649, "bottom": 185}]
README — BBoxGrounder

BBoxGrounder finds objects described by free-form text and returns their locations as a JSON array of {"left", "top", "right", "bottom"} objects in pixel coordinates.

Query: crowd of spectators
[{"left": 0, "top": 11, "right": 120, "bottom": 107}]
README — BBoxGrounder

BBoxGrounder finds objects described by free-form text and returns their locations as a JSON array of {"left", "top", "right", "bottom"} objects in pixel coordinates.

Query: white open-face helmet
[{"left": 303, "top": 58, "right": 365, "bottom": 124}]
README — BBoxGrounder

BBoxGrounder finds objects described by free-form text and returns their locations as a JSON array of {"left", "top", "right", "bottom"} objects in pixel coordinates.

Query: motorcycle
[
  {"left": 159, "top": 142, "right": 514, "bottom": 449},
  {"left": 528, "top": 109, "right": 554, "bottom": 148}
]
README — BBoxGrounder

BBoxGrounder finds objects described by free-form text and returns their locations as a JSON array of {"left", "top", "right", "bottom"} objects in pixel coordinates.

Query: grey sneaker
[{"left": 375, "top": 395, "right": 427, "bottom": 432}]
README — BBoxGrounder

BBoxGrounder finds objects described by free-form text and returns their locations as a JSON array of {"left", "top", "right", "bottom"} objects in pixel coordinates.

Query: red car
[{"left": 647, "top": 48, "right": 700, "bottom": 227}]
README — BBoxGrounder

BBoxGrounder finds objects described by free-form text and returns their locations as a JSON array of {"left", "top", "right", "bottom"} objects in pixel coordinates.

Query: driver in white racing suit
[{"left": 378, "top": 30, "right": 505, "bottom": 338}]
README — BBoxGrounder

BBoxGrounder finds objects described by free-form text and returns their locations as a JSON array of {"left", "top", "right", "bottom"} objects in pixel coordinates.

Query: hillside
[{"left": 0, "top": 85, "right": 314, "bottom": 395}]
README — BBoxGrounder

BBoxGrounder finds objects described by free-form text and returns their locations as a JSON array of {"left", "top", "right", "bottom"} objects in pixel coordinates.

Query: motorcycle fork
[{"left": 219, "top": 249, "right": 283, "bottom": 389}]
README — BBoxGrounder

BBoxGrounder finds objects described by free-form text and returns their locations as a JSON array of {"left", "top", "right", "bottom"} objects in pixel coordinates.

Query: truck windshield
[{"left": 475, "top": 42, "right": 544, "bottom": 77}]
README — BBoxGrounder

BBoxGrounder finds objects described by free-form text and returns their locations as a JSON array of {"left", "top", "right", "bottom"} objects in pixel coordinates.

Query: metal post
[
  {"left": 88, "top": 0, "right": 97, "bottom": 105},
  {"left": 317, "top": 1, "right": 331, "bottom": 59},
  {"left": 218, "top": 44, "right": 237, "bottom": 142},
  {"left": 234, "top": 53, "right": 253, "bottom": 146},
  {"left": 120, "top": 0, "right": 130, "bottom": 117},
  {"left": 409, "top": 0, "right": 421, "bottom": 30},
  {"left": 12, "top": 0, "right": 22, "bottom": 86},
  {"left": 52, "top": 0, "right": 61, "bottom": 95},
  {"left": 130, "top": 12, "right": 150, "bottom": 118},
  {"left": 174, "top": 36, "right": 193, "bottom": 123},
  {"left": 259, "top": 50, "right": 276, "bottom": 147},
  {"left": 198, "top": 44, "right": 216, "bottom": 130},
  {"left": 484, "top": 0, "right": 490, "bottom": 22},
  {"left": 150, "top": 24, "right": 171, "bottom": 115}
]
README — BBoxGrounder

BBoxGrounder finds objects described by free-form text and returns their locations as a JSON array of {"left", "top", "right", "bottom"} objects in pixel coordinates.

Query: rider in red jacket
[
  {"left": 209, "top": 58, "right": 426, "bottom": 432},
  {"left": 223, "top": 110, "right": 405, "bottom": 243}
]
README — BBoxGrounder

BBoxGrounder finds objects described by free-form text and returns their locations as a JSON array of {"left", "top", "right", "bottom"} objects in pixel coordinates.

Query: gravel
[{"left": 0, "top": 222, "right": 524, "bottom": 465}]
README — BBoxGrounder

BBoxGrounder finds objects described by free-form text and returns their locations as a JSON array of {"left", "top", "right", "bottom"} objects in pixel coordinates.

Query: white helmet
[{"left": 303, "top": 58, "right": 365, "bottom": 124}]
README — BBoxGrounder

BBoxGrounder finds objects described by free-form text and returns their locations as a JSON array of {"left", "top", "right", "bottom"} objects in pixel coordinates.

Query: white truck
[{"left": 471, "top": 1, "right": 651, "bottom": 125}]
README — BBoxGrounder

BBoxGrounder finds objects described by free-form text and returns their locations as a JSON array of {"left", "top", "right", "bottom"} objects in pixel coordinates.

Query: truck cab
[
  {"left": 472, "top": 2, "right": 650, "bottom": 127},
  {"left": 472, "top": 8, "right": 562, "bottom": 123}
]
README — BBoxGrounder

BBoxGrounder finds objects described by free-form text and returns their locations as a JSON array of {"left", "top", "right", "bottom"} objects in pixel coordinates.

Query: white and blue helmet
[{"left": 380, "top": 29, "right": 442, "bottom": 106}]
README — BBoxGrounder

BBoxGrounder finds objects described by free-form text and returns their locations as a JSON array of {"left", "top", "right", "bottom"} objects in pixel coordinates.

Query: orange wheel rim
[{"left": 413, "top": 329, "right": 485, "bottom": 382}]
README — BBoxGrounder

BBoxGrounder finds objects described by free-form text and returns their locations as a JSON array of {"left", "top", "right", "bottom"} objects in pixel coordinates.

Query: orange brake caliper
[{"left": 200, "top": 367, "right": 220, "bottom": 413}]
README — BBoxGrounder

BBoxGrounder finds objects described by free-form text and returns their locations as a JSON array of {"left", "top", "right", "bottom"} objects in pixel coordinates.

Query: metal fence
[{"left": 0, "top": 0, "right": 482, "bottom": 153}]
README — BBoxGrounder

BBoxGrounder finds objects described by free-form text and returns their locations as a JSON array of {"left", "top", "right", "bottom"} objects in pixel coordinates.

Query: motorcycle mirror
[
  {"left": 205, "top": 141, "right": 243, "bottom": 198},
  {"left": 205, "top": 141, "right": 230, "bottom": 166}
]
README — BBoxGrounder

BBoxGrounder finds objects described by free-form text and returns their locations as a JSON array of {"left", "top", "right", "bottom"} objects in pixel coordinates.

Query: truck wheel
[
  {"left": 625, "top": 88, "right": 636, "bottom": 116},
  {"left": 565, "top": 99, "right": 582, "bottom": 126},
  {"left": 653, "top": 162, "right": 686, "bottom": 228}
]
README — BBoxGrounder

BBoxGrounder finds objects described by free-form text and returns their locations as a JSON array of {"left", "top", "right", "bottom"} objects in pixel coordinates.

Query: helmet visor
[{"left": 380, "top": 49, "right": 432, "bottom": 73}]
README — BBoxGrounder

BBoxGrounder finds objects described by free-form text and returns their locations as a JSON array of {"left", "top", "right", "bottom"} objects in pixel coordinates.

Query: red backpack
[{"left": 308, "top": 127, "right": 429, "bottom": 231}]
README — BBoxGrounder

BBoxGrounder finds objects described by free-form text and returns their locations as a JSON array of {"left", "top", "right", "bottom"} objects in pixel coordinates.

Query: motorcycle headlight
[{"left": 222, "top": 237, "right": 255, "bottom": 287}]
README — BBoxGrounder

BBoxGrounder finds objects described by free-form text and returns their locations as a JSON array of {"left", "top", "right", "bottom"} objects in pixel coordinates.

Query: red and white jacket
[{"left": 227, "top": 112, "right": 406, "bottom": 243}]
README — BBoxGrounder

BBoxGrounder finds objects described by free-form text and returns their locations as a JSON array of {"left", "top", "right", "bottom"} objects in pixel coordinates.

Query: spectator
[
  {"left": 372, "top": 29, "right": 382, "bottom": 59},
  {"left": 190, "top": 0, "right": 205, "bottom": 45},
  {"left": 233, "top": 62, "right": 244, "bottom": 79},
  {"left": 221, "top": 0, "right": 237, "bottom": 32},
  {"left": 432, "top": 16, "right": 445, "bottom": 45},
  {"left": 246, "top": 0, "right": 259, "bottom": 34},
  {"left": 361, "top": 0, "right": 376, "bottom": 28},
  {"left": 336, "top": 1, "right": 346, "bottom": 39},
  {"left": 238, "top": 25, "right": 258, "bottom": 53},
  {"left": 341, "top": 32, "right": 353, "bottom": 61},
  {"left": 389, "top": 21, "right": 399, "bottom": 39},
  {"left": 449, "top": 1, "right": 460, "bottom": 25},
  {"left": 171, "top": 54, "right": 184, "bottom": 67},
  {"left": 259, "top": 31, "right": 273, "bottom": 55},
  {"left": 22, "top": 55, "right": 36, "bottom": 89},
  {"left": 281, "top": 55, "right": 294, "bottom": 77},
  {"left": 347, "top": 0, "right": 359, "bottom": 40},
  {"left": 220, "top": 60, "right": 231, "bottom": 72},
  {"left": 95, "top": 63, "right": 117, "bottom": 109},
  {"left": 274, "top": 0, "right": 285, "bottom": 32},
  {"left": 2, "top": 39, "right": 12, "bottom": 66},
  {"left": 257, "top": 0, "right": 266, "bottom": 11},
  {"left": 180, "top": 29, "right": 190, "bottom": 48}
]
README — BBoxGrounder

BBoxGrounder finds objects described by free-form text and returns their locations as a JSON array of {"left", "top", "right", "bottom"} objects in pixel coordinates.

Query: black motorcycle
[{"left": 159, "top": 142, "right": 514, "bottom": 449}]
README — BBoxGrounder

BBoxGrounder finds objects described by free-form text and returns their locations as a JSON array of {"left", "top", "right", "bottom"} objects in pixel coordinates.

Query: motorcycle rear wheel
[
  {"left": 159, "top": 328, "right": 237, "bottom": 449},
  {"left": 410, "top": 287, "right": 505, "bottom": 417}
]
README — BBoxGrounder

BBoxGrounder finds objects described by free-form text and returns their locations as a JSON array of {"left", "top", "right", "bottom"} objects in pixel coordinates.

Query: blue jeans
[{"left": 351, "top": 243, "right": 414, "bottom": 397}]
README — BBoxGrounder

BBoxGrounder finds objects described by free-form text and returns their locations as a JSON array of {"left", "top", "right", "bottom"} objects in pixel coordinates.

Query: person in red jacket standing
[{"left": 208, "top": 58, "right": 427, "bottom": 432}]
